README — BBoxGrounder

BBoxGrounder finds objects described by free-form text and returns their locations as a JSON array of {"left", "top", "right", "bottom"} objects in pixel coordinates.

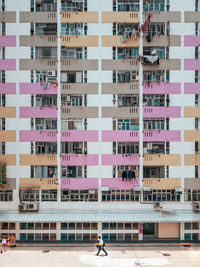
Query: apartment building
[{"left": 0, "top": 0, "right": 200, "bottom": 242}]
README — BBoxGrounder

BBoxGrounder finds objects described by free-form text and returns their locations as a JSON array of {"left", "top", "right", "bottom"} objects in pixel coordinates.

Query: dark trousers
[{"left": 96, "top": 246, "right": 108, "bottom": 255}]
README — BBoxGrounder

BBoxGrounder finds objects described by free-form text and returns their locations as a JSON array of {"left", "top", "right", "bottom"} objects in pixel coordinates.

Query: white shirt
[{"left": 99, "top": 239, "right": 104, "bottom": 246}]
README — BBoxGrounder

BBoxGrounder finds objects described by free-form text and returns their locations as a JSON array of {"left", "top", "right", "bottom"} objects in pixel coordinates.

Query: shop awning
[{"left": 0, "top": 210, "right": 200, "bottom": 222}]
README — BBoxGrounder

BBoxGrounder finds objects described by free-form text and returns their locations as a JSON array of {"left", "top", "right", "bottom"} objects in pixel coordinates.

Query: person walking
[{"left": 96, "top": 236, "right": 108, "bottom": 256}]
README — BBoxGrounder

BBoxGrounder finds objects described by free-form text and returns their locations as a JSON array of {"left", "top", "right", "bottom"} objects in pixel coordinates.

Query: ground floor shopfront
[{"left": 0, "top": 211, "right": 200, "bottom": 242}]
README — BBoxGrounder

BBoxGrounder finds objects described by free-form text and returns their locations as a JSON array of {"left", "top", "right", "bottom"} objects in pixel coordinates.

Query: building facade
[{"left": 0, "top": 0, "right": 200, "bottom": 242}]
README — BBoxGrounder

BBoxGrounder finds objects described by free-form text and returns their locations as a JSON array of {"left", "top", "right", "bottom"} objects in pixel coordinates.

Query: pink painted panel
[
  {"left": 20, "top": 107, "right": 57, "bottom": 118},
  {"left": 143, "top": 82, "right": 181, "bottom": 94},
  {"left": 0, "top": 59, "right": 16, "bottom": 70},
  {"left": 143, "top": 107, "right": 181, "bottom": 118},
  {"left": 143, "top": 130, "right": 181, "bottom": 142},
  {"left": 0, "top": 83, "right": 16, "bottom": 94},
  {"left": 102, "top": 154, "right": 139, "bottom": 166},
  {"left": 20, "top": 83, "right": 58, "bottom": 95},
  {"left": 61, "top": 130, "right": 98, "bottom": 142},
  {"left": 61, "top": 178, "right": 98, "bottom": 190},
  {"left": 184, "top": 83, "right": 200, "bottom": 94},
  {"left": 102, "top": 178, "right": 140, "bottom": 189},
  {"left": 184, "top": 35, "right": 200, "bottom": 47},
  {"left": 20, "top": 130, "right": 57, "bottom": 142},
  {"left": 102, "top": 130, "right": 139, "bottom": 142},
  {"left": 0, "top": 36, "right": 16, "bottom": 47},
  {"left": 184, "top": 59, "right": 200, "bottom": 70},
  {"left": 61, "top": 154, "right": 98, "bottom": 166}
]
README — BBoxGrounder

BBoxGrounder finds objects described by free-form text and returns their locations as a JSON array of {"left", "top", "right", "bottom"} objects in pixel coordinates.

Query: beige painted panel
[
  {"left": 143, "top": 178, "right": 181, "bottom": 190},
  {"left": 61, "top": 60, "right": 98, "bottom": 71},
  {"left": 20, "top": 36, "right": 57, "bottom": 47},
  {"left": 5, "top": 178, "right": 16, "bottom": 190},
  {"left": 61, "top": 36, "right": 98, "bottom": 47},
  {"left": 102, "top": 36, "right": 139, "bottom": 47},
  {"left": 0, "top": 12, "right": 16, "bottom": 23},
  {"left": 158, "top": 223, "right": 179, "bottom": 239},
  {"left": 102, "top": 12, "right": 139, "bottom": 23},
  {"left": 0, "top": 131, "right": 16, "bottom": 142},
  {"left": 61, "top": 107, "right": 98, "bottom": 119},
  {"left": 184, "top": 107, "right": 200, "bottom": 118},
  {"left": 144, "top": 12, "right": 181, "bottom": 23},
  {"left": 184, "top": 155, "right": 200, "bottom": 166},
  {"left": 20, "top": 154, "right": 57, "bottom": 166},
  {"left": 184, "top": 131, "right": 200, "bottom": 142},
  {"left": 143, "top": 35, "right": 181, "bottom": 47},
  {"left": 185, "top": 12, "right": 200, "bottom": 22},
  {"left": 102, "top": 107, "right": 139, "bottom": 118},
  {"left": 20, "top": 12, "right": 57, "bottom": 23},
  {"left": 19, "top": 178, "right": 57, "bottom": 190},
  {"left": 143, "top": 154, "right": 181, "bottom": 166},
  {"left": 102, "top": 83, "right": 139, "bottom": 94},
  {"left": 102, "top": 59, "right": 139, "bottom": 71},
  {"left": 0, "top": 155, "right": 16, "bottom": 166},
  {"left": 143, "top": 59, "right": 181, "bottom": 71},
  {"left": 61, "top": 12, "right": 98, "bottom": 23},
  {"left": 61, "top": 83, "right": 98, "bottom": 95},
  {"left": 20, "top": 59, "right": 57, "bottom": 71},
  {"left": 184, "top": 178, "right": 200, "bottom": 190},
  {"left": 0, "top": 107, "right": 16, "bottom": 118}
]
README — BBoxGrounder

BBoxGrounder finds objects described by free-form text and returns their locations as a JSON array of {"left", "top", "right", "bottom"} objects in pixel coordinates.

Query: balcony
[
  {"left": 184, "top": 83, "right": 200, "bottom": 94},
  {"left": 184, "top": 36, "right": 200, "bottom": 47},
  {"left": 102, "top": 12, "right": 139, "bottom": 23},
  {"left": 102, "top": 130, "right": 181, "bottom": 142},
  {"left": 61, "top": 107, "right": 98, "bottom": 119},
  {"left": 0, "top": 36, "right": 16, "bottom": 47},
  {"left": 102, "top": 59, "right": 180, "bottom": 71},
  {"left": 20, "top": 36, "right": 57, "bottom": 47},
  {"left": 61, "top": 36, "right": 98, "bottom": 47},
  {"left": 61, "top": 154, "right": 98, "bottom": 166},
  {"left": 19, "top": 59, "right": 57, "bottom": 71},
  {"left": 102, "top": 83, "right": 139, "bottom": 94},
  {"left": 102, "top": 178, "right": 139, "bottom": 190},
  {"left": 0, "top": 107, "right": 16, "bottom": 118},
  {"left": 0, "top": 83, "right": 16, "bottom": 94},
  {"left": 61, "top": 59, "right": 98, "bottom": 71},
  {"left": 20, "top": 83, "right": 58, "bottom": 95},
  {"left": 0, "top": 155, "right": 16, "bottom": 166},
  {"left": 184, "top": 107, "right": 200, "bottom": 118},
  {"left": 20, "top": 107, "right": 57, "bottom": 119},
  {"left": 20, "top": 130, "right": 57, "bottom": 142},
  {"left": 143, "top": 178, "right": 181, "bottom": 190},
  {"left": 20, "top": 12, "right": 57, "bottom": 23},
  {"left": 102, "top": 36, "right": 139, "bottom": 47},
  {"left": 143, "top": 154, "right": 181, "bottom": 166},
  {"left": 143, "top": 82, "right": 181, "bottom": 94},
  {"left": 19, "top": 178, "right": 58, "bottom": 190},
  {"left": 185, "top": 12, "right": 200, "bottom": 23},
  {"left": 61, "top": 130, "right": 98, "bottom": 142},
  {"left": 102, "top": 154, "right": 140, "bottom": 166},
  {"left": 184, "top": 59, "right": 200, "bottom": 71},
  {"left": 61, "top": 12, "right": 98, "bottom": 23},
  {"left": 184, "top": 155, "right": 200, "bottom": 166},
  {"left": 0, "top": 59, "right": 16, "bottom": 71},
  {"left": 0, "top": 12, "right": 16, "bottom": 23},
  {"left": 61, "top": 83, "right": 98, "bottom": 95},
  {"left": 143, "top": 35, "right": 181, "bottom": 47},
  {"left": 102, "top": 107, "right": 139, "bottom": 118},
  {"left": 0, "top": 131, "right": 16, "bottom": 142},
  {"left": 184, "top": 178, "right": 200, "bottom": 190},
  {"left": 20, "top": 154, "right": 57, "bottom": 166},
  {"left": 61, "top": 178, "right": 98, "bottom": 190},
  {"left": 184, "top": 131, "right": 200, "bottom": 142},
  {"left": 143, "top": 107, "right": 181, "bottom": 118}
]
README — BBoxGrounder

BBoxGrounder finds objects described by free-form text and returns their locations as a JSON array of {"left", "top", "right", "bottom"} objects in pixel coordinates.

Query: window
[
  {"left": 36, "top": 95, "right": 57, "bottom": 107},
  {"left": 144, "top": 0, "right": 165, "bottom": 11},
  {"left": 118, "top": 95, "right": 139, "bottom": 107},
  {"left": 41, "top": 190, "right": 57, "bottom": 201},
  {"left": 117, "top": 47, "right": 139, "bottom": 59},
  {"left": 35, "top": 142, "right": 57, "bottom": 154},
  {"left": 117, "top": 142, "right": 139, "bottom": 154},
  {"left": 61, "top": 119, "right": 83, "bottom": 130},
  {"left": 61, "top": 0, "right": 84, "bottom": 12},
  {"left": 102, "top": 189, "right": 140, "bottom": 202},
  {"left": 61, "top": 23, "right": 84, "bottom": 36},
  {"left": 61, "top": 223, "right": 68, "bottom": 230},
  {"left": 117, "top": 0, "right": 139, "bottom": 11},
  {"left": 143, "top": 189, "right": 181, "bottom": 202},
  {"left": 117, "top": 118, "right": 139, "bottom": 131},
  {"left": 19, "top": 190, "right": 40, "bottom": 202},
  {"left": 20, "top": 223, "right": 26, "bottom": 230},
  {"left": 35, "top": 23, "right": 57, "bottom": 36},
  {"left": 61, "top": 190, "right": 98, "bottom": 202},
  {"left": 35, "top": 118, "right": 57, "bottom": 130},
  {"left": 144, "top": 119, "right": 165, "bottom": 130},
  {"left": 61, "top": 142, "right": 83, "bottom": 154},
  {"left": 184, "top": 223, "right": 191, "bottom": 230},
  {"left": 0, "top": 190, "right": 13, "bottom": 201}
]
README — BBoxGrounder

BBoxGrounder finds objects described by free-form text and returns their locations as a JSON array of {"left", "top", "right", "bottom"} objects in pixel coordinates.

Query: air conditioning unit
[
  {"left": 154, "top": 202, "right": 162, "bottom": 209},
  {"left": 27, "top": 203, "right": 39, "bottom": 211},
  {"left": 18, "top": 204, "right": 27, "bottom": 212},
  {"left": 89, "top": 190, "right": 95, "bottom": 194},
  {"left": 48, "top": 70, "right": 56, "bottom": 77},
  {"left": 193, "top": 203, "right": 200, "bottom": 212},
  {"left": 175, "top": 187, "right": 182, "bottom": 194}
]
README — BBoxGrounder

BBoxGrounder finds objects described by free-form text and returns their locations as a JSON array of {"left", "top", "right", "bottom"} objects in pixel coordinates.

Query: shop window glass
[
  {"left": 20, "top": 233, "right": 26, "bottom": 241},
  {"left": 42, "top": 223, "right": 49, "bottom": 230},
  {"left": 61, "top": 234, "right": 68, "bottom": 241},
  {"left": 20, "top": 223, "right": 26, "bottom": 230},
  {"left": 69, "top": 223, "right": 75, "bottom": 230},
  {"left": 68, "top": 234, "right": 75, "bottom": 241},
  {"left": 184, "top": 223, "right": 192, "bottom": 230},
  {"left": 110, "top": 223, "right": 116, "bottom": 230},
  {"left": 91, "top": 223, "right": 98, "bottom": 230},
  {"left": 76, "top": 223, "right": 82, "bottom": 230},
  {"left": 117, "top": 233, "right": 124, "bottom": 240},
  {"left": 9, "top": 223, "right": 15, "bottom": 230},
  {"left": 184, "top": 233, "right": 192, "bottom": 241},
  {"left": 118, "top": 223, "right": 124, "bottom": 230},
  {"left": 50, "top": 233, "right": 56, "bottom": 241},
  {"left": 42, "top": 234, "right": 49, "bottom": 241},
  {"left": 2, "top": 222, "right": 8, "bottom": 230},
  {"left": 76, "top": 234, "right": 82, "bottom": 241},
  {"left": 27, "top": 223, "right": 34, "bottom": 230},
  {"left": 102, "top": 223, "right": 109, "bottom": 230},
  {"left": 35, "top": 223, "right": 41, "bottom": 230},
  {"left": 102, "top": 234, "right": 109, "bottom": 241},
  {"left": 27, "top": 233, "right": 34, "bottom": 241},
  {"left": 133, "top": 223, "right": 138, "bottom": 229},
  {"left": 192, "top": 222, "right": 199, "bottom": 230},
  {"left": 110, "top": 234, "right": 117, "bottom": 241},
  {"left": 83, "top": 223, "right": 90, "bottom": 230},
  {"left": 83, "top": 234, "right": 90, "bottom": 241},
  {"left": 192, "top": 233, "right": 199, "bottom": 240},
  {"left": 132, "top": 234, "right": 139, "bottom": 240},
  {"left": 91, "top": 234, "right": 98, "bottom": 241},
  {"left": 35, "top": 234, "right": 42, "bottom": 241},
  {"left": 125, "top": 233, "right": 132, "bottom": 240},
  {"left": 61, "top": 223, "right": 68, "bottom": 230},
  {"left": 125, "top": 223, "right": 132, "bottom": 230},
  {"left": 50, "top": 223, "right": 56, "bottom": 230}
]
